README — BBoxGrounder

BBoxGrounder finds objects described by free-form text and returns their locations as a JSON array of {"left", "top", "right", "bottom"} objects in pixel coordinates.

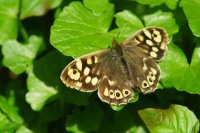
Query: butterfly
[{"left": 60, "top": 27, "right": 169, "bottom": 106}]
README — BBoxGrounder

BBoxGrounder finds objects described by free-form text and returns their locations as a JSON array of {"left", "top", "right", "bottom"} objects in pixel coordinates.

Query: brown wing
[
  {"left": 123, "top": 27, "right": 169, "bottom": 61},
  {"left": 60, "top": 49, "right": 110, "bottom": 92},
  {"left": 61, "top": 49, "right": 135, "bottom": 106},
  {"left": 122, "top": 28, "right": 163, "bottom": 93},
  {"left": 96, "top": 51, "right": 134, "bottom": 105}
]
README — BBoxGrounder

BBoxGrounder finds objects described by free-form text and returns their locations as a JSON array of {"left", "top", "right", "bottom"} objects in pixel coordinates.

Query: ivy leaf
[
  {"left": 0, "top": 0, "right": 19, "bottom": 45},
  {"left": 138, "top": 104, "right": 199, "bottom": 133},
  {"left": 143, "top": 10, "right": 179, "bottom": 36},
  {"left": 180, "top": 0, "right": 200, "bottom": 37},
  {"left": 50, "top": 1, "right": 114, "bottom": 57},
  {"left": 20, "top": 0, "right": 62, "bottom": 19},
  {"left": 2, "top": 35, "right": 44, "bottom": 74}
]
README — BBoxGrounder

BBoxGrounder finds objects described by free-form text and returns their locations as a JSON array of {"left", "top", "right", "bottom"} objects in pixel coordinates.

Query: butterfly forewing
[
  {"left": 60, "top": 50, "right": 109, "bottom": 92},
  {"left": 123, "top": 27, "right": 169, "bottom": 61}
]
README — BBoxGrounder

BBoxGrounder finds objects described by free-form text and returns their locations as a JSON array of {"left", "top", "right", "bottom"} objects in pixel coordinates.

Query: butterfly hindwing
[
  {"left": 123, "top": 27, "right": 169, "bottom": 61},
  {"left": 98, "top": 76, "right": 134, "bottom": 105}
]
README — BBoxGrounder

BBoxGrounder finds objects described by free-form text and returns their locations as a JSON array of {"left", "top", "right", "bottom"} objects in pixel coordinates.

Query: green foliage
[
  {"left": 0, "top": 0, "right": 200, "bottom": 132},
  {"left": 138, "top": 104, "right": 199, "bottom": 132}
]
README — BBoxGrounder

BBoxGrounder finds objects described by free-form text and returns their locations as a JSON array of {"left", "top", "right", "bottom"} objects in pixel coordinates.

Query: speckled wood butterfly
[{"left": 61, "top": 27, "right": 169, "bottom": 105}]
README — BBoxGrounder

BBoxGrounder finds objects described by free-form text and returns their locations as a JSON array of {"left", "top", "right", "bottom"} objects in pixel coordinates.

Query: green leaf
[
  {"left": 130, "top": 0, "right": 165, "bottom": 7},
  {"left": 0, "top": 96, "right": 23, "bottom": 124},
  {"left": 50, "top": 1, "right": 114, "bottom": 57},
  {"left": 16, "top": 126, "right": 33, "bottom": 133},
  {"left": 2, "top": 35, "right": 44, "bottom": 74},
  {"left": 138, "top": 104, "right": 199, "bottom": 133},
  {"left": 0, "top": 111, "right": 19, "bottom": 133},
  {"left": 165, "top": 0, "right": 179, "bottom": 10},
  {"left": 180, "top": 0, "right": 200, "bottom": 37},
  {"left": 66, "top": 102, "right": 103, "bottom": 133},
  {"left": 178, "top": 42, "right": 200, "bottom": 94},
  {"left": 26, "top": 51, "right": 64, "bottom": 111},
  {"left": 143, "top": 10, "right": 179, "bottom": 36},
  {"left": 83, "top": 0, "right": 111, "bottom": 15},
  {"left": 160, "top": 42, "right": 200, "bottom": 94},
  {"left": 20, "top": 0, "right": 62, "bottom": 19},
  {"left": 160, "top": 43, "right": 188, "bottom": 88},
  {"left": 5, "top": 80, "right": 36, "bottom": 124},
  {"left": 0, "top": 0, "right": 19, "bottom": 45},
  {"left": 110, "top": 10, "right": 144, "bottom": 42},
  {"left": 0, "top": 95, "right": 26, "bottom": 133}
]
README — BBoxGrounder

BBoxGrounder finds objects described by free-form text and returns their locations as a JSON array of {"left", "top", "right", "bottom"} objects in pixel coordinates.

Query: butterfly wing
[
  {"left": 121, "top": 27, "right": 168, "bottom": 93},
  {"left": 123, "top": 27, "right": 169, "bottom": 61},
  {"left": 96, "top": 52, "right": 134, "bottom": 105},
  {"left": 61, "top": 50, "right": 110, "bottom": 92},
  {"left": 61, "top": 48, "right": 134, "bottom": 105},
  {"left": 122, "top": 46, "right": 161, "bottom": 93},
  {"left": 61, "top": 27, "right": 169, "bottom": 105}
]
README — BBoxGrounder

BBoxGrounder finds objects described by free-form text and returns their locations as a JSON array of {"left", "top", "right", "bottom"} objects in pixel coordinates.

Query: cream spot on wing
[
  {"left": 76, "top": 60, "right": 82, "bottom": 71},
  {"left": 85, "top": 76, "right": 91, "bottom": 83},
  {"left": 122, "top": 89, "right": 131, "bottom": 97},
  {"left": 96, "top": 70, "right": 100, "bottom": 75},
  {"left": 142, "top": 80, "right": 149, "bottom": 88},
  {"left": 153, "top": 30, "right": 160, "bottom": 35},
  {"left": 104, "top": 87, "right": 109, "bottom": 96},
  {"left": 143, "top": 58, "right": 148, "bottom": 71},
  {"left": 87, "top": 57, "right": 92, "bottom": 64},
  {"left": 150, "top": 51, "right": 157, "bottom": 58},
  {"left": 73, "top": 72, "right": 80, "bottom": 80},
  {"left": 160, "top": 42, "right": 166, "bottom": 50},
  {"left": 84, "top": 67, "right": 90, "bottom": 76},
  {"left": 138, "top": 35, "right": 144, "bottom": 41},
  {"left": 108, "top": 80, "right": 115, "bottom": 86},
  {"left": 143, "top": 29, "right": 152, "bottom": 39},
  {"left": 68, "top": 69, "right": 80, "bottom": 80},
  {"left": 134, "top": 38, "right": 140, "bottom": 44},
  {"left": 76, "top": 82, "right": 82, "bottom": 87},
  {"left": 153, "top": 34, "right": 162, "bottom": 43},
  {"left": 147, "top": 75, "right": 154, "bottom": 85},
  {"left": 150, "top": 68, "right": 157, "bottom": 75},
  {"left": 109, "top": 89, "right": 115, "bottom": 99},
  {"left": 146, "top": 40, "right": 153, "bottom": 46},
  {"left": 115, "top": 90, "right": 123, "bottom": 99},
  {"left": 91, "top": 77, "right": 98, "bottom": 85},
  {"left": 149, "top": 71, "right": 154, "bottom": 77},
  {"left": 152, "top": 47, "right": 159, "bottom": 52},
  {"left": 94, "top": 56, "right": 98, "bottom": 63},
  {"left": 67, "top": 69, "right": 73, "bottom": 76}
]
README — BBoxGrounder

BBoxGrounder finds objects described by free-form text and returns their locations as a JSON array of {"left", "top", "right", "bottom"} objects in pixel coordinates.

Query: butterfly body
[{"left": 61, "top": 27, "right": 169, "bottom": 105}]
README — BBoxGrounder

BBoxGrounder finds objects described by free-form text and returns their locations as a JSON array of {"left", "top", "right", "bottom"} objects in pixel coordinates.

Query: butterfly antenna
[{"left": 115, "top": 22, "right": 127, "bottom": 41}]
